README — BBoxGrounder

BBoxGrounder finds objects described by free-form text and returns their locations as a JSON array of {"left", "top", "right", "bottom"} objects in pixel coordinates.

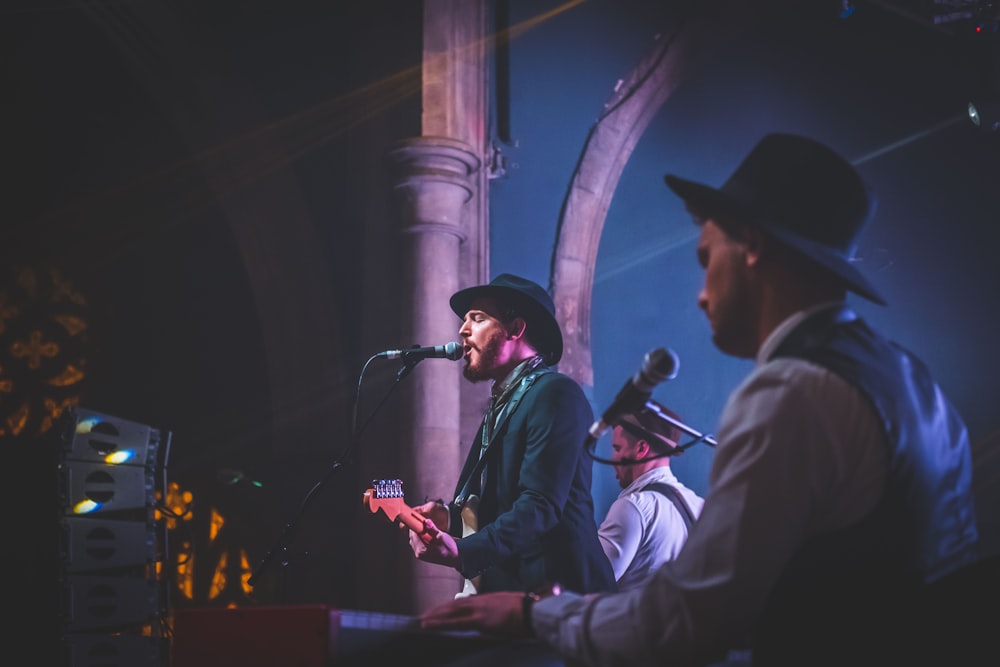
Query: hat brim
[
  {"left": 664, "top": 174, "right": 886, "bottom": 306},
  {"left": 450, "top": 285, "right": 564, "bottom": 363},
  {"left": 664, "top": 175, "right": 749, "bottom": 223},
  {"left": 764, "top": 225, "right": 886, "bottom": 306}
]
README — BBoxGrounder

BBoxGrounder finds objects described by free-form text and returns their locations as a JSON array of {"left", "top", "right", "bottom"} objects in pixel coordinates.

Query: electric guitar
[
  {"left": 362, "top": 478, "right": 434, "bottom": 540},
  {"left": 363, "top": 479, "right": 480, "bottom": 596}
]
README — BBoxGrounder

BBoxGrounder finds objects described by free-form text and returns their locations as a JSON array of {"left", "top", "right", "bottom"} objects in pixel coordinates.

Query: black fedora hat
[
  {"left": 450, "top": 273, "right": 563, "bottom": 363},
  {"left": 664, "top": 133, "right": 886, "bottom": 305}
]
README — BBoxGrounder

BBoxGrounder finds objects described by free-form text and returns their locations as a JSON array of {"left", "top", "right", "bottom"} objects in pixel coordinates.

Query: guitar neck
[
  {"left": 363, "top": 484, "right": 430, "bottom": 537},
  {"left": 394, "top": 505, "right": 427, "bottom": 534}
]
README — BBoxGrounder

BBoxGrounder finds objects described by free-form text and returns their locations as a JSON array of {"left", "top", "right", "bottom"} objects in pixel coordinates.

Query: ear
[
  {"left": 635, "top": 439, "right": 652, "bottom": 458},
  {"left": 507, "top": 316, "right": 527, "bottom": 340},
  {"left": 743, "top": 225, "right": 767, "bottom": 269}
]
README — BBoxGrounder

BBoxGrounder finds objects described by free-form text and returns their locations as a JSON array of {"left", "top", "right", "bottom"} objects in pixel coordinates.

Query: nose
[{"left": 697, "top": 289, "right": 709, "bottom": 313}]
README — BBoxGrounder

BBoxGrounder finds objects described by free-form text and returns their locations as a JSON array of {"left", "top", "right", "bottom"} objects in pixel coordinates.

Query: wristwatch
[{"left": 522, "top": 582, "right": 562, "bottom": 637}]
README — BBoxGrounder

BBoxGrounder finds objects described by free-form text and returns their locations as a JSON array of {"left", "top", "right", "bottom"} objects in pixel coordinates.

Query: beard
[
  {"left": 462, "top": 328, "right": 505, "bottom": 382},
  {"left": 709, "top": 279, "right": 758, "bottom": 359}
]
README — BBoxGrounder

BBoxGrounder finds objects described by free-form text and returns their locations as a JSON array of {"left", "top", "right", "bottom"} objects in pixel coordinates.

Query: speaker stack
[{"left": 56, "top": 407, "right": 171, "bottom": 667}]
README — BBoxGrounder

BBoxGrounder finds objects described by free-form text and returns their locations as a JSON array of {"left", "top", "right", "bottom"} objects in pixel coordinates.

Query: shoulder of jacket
[{"left": 525, "top": 368, "right": 571, "bottom": 389}]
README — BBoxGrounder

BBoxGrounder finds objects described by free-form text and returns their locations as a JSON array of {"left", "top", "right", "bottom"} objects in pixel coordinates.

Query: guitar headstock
[
  {"left": 364, "top": 478, "right": 406, "bottom": 502},
  {"left": 363, "top": 478, "right": 416, "bottom": 527},
  {"left": 362, "top": 478, "right": 434, "bottom": 540}
]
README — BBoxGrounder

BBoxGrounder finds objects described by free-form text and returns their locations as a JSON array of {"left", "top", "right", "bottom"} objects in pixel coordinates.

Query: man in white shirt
[
  {"left": 598, "top": 401, "right": 703, "bottom": 591},
  {"left": 417, "top": 133, "right": 983, "bottom": 666}
]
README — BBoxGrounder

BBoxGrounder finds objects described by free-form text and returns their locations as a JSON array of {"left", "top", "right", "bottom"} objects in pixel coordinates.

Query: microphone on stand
[
  {"left": 376, "top": 342, "right": 463, "bottom": 361},
  {"left": 642, "top": 399, "right": 718, "bottom": 448},
  {"left": 589, "top": 347, "right": 679, "bottom": 440}
]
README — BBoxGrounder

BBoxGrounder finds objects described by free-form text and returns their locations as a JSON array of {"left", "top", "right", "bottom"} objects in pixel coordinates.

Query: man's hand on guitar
[
  {"left": 407, "top": 513, "right": 462, "bottom": 570},
  {"left": 362, "top": 481, "right": 463, "bottom": 573},
  {"left": 398, "top": 500, "right": 448, "bottom": 547},
  {"left": 411, "top": 500, "right": 450, "bottom": 532}
]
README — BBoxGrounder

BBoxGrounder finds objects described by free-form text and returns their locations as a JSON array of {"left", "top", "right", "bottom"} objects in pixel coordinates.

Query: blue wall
[{"left": 491, "top": 1, "right": 1000, "bottom": 519}]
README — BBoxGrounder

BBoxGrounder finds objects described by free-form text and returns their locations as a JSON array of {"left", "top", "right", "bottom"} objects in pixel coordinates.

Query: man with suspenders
[{"left": 598, "top": 400, "right": 704, "bottom": 592}]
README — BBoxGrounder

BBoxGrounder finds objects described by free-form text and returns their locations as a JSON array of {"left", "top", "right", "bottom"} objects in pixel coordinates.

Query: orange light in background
[
  {"left": 239, "top": 550, "right": 253, "bottom": 595},
  {"left": 176, "top": 539, "right": 195, "bottom": 600},
  {"left": 165, "top": 492, "right": 254, "bottom": 602},
  {"left": 209, "top": 507, "right": 224, "bottom": 543},
  {"left": 0, "top": 265, "right": 89, "bottom": 437},
  {"left": 209, "top": 551, "right": 228, "bottom": 600}
]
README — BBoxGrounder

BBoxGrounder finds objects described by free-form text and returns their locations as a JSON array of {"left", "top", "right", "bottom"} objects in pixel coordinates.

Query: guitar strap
[
  {"left": 453, "top": 364, "right": 553, "bottom": 509},
  {"left": 641, "top": 481, "right": 696, "bottom": 530}
]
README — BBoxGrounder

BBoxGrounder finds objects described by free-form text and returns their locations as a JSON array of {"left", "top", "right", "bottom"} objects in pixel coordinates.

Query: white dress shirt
[{"left": 598, "top": 466, "right": 704, "bottom": 591}]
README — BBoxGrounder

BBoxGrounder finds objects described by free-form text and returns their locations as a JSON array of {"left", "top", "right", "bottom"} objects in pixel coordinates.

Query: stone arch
[{"left": 550, "top": 1, "right": 756, "bottom": 388}]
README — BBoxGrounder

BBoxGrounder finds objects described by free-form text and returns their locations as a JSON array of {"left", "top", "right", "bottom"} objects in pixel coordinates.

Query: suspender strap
[{"left": 641, "top": 482, "right": 696, "bottom": 530}]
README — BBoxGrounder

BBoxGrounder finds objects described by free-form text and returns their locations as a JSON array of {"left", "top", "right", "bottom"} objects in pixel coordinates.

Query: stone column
[{"left": 389, "top": 136, "right": 480, "bottom": 609}]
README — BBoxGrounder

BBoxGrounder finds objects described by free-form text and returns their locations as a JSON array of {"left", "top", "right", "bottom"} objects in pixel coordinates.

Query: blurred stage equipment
[
  {"left": 839, "top": 1, "right": 857, "bottom": 20},
  {"left": 171, "top": 604, "right": 561, "bottom": 667},
  {"left": 967, "top": 12, "right": 1000, "bottom": 134},
  {"left": 968, "top": 97, "right": 1000, "bottom": 131},
  {"left": 968, "top": 13, "right": 1000, "bottom": 133},
  {"left": 866, "top": 0, "right": 998, "bottom": 32},
  {"left": 56, "top": 407, "right": 172, "bottom": 667}
]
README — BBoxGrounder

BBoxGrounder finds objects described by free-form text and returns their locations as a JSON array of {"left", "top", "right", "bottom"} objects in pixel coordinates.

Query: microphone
[
  {"left": 377, "top": 341, "right": 463, "bottom": 361},
  {"left": 589, "top": 347, "right": 679, "bottom": 440}
]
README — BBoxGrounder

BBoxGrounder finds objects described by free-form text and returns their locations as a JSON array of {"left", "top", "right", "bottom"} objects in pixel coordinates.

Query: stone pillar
[{"left": 389, "top": 136, "right": 480, "bottom": 609}]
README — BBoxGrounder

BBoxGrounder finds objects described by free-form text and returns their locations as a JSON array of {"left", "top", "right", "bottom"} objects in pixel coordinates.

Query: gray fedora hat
[
  {"left": 450, "top": 273, "right": 563, "bottom": 363},
  {"left": 664, "top": 133, "right": 885, "bottom": 305}
]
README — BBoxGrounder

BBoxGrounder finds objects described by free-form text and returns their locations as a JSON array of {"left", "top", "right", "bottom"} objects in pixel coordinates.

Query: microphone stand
[
  {"left": 583, "top": 398, "right": 717, "bottom": 466},
  {"left": 642, "top": 399, "right": 718, "bottom": 452},
  {"left": 248, "top": 354, "right": 423, "bottom": 592}
]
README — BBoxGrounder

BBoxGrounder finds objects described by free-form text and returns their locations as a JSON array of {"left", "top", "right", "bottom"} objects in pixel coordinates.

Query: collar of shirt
[
  {"left": 619, "top": 466, "right": 680, "bottom": 499},
  {"left": 756, "top": 300, "right": 846, "bottom": 364},
  {"left": 491, "top": 354, "right": 544, "bottom": 401}
]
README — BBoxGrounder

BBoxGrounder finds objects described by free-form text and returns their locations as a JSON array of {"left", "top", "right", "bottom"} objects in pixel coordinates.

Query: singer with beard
[{"left": 405, "top": 273, "right": 616, "bottom": 598}]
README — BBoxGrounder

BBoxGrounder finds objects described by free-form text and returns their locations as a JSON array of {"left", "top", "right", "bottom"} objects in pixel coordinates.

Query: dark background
[{"left": 3, "top": 0, "right": 999, "bottom": 659}]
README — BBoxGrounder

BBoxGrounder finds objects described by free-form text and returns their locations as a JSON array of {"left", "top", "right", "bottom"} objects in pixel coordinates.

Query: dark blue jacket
[{"left": 449, "top": 369, "right": 616, "bottom": 594}]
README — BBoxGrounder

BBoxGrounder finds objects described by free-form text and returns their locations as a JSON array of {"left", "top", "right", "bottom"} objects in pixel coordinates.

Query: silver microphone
[
  {"left": 589, "top": 347, "right": 679, "bottom": 439},
  {"left": 376, "top": 342, "right": 463, "bottom": 361}
]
